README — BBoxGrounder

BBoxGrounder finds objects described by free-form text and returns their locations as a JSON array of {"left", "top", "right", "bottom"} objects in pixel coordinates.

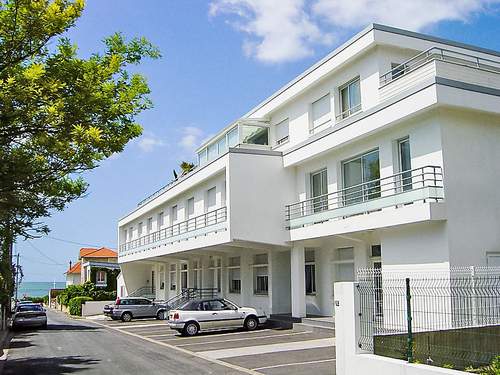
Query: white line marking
[
  {"left": 176, "top": 331, "right": 313, "bottom": 347},
  {"left": 147, "top": 328, "right": 272, "bottom": 339},
  {"left": 252, "top": 358, "right": 336, "bottom": 371},
  {"left": 116, "top": 323, "right": 166, "bottom": 329},
  {"left": 91, "top": 320, "right": 262, "bottom": 375},
  {"left": 198, "top": 338, "right": 335, "bottom": 359},
  {"left": 0, "top": 348, "right": 9, "bottom": 361}
]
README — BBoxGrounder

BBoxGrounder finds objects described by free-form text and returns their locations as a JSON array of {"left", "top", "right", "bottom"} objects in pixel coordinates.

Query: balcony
[
  {"left": 285, "top": 166, "right": 444, "bottom": 230},
  {"left": 379, "top": 47, "right": 500, "bottom": 101},
  {"left": 119, "top": 207, "right": 227, "bottom": 257}
]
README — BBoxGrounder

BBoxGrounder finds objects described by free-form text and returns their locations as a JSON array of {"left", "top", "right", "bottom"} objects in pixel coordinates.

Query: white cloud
[
  {"left": 179, "top": 126, "right": 205, "bottom": 152},
  {"left": 312, "top": 0, "right": 497, "bottom": 31},
  {"left": 209, "top": 0, "right": 500, "bottom": 63},
  {"left": 209, "top": 0, "right": 333, "bottom": 63},
  {"left": 137, "top": 133, "right": 166, "bottom": 152}
]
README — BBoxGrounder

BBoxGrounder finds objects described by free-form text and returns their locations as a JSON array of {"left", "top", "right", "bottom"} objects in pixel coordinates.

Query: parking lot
[{"left": 93, "top": 317, "right": 336, "bottom": 375}]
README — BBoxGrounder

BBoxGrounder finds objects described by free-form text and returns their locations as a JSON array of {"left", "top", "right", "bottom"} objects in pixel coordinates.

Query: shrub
[
  {"left": 22, "top": 296, "right": 48, "bottom": 304},
  {"left": 68, "top": 296, "right": 93, "bottom": 316}
]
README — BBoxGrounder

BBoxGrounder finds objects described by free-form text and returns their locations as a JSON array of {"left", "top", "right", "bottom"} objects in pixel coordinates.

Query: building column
[{"left": 291, "top": 245, "right": 306, "bottom": 318}]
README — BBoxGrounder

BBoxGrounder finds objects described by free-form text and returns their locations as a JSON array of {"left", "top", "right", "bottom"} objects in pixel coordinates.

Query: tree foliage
[{"left": 0, "top": 0, "right": 160, "bottom": 310}]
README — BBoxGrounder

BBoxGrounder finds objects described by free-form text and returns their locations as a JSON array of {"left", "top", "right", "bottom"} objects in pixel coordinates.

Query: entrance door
[{"left": 331, "top": 247, "right": 355, "bottom": 315}]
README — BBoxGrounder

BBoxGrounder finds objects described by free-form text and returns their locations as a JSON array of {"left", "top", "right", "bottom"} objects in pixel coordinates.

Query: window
[
  {"left": 180, "top": 263, "right": 188, "bottom": 290},
  {"left": 207, "top": 142, "right": 218, "bottom": 161},
  {"left": 138, "top": 222, "right": 143, "bottom": 237},
  {"left": 398, "top": 137, "right": 412, "bottom": 191},
  {"left": 333, "top": 247, "right": 355, "bottom": 282},
  {"left": 371, "top": 245, "right": 382, "bottom": 258},
  {"left": 342, "top": 149, "right": 380, "bottom": 206},
  {"left": 311, "top": 93, "right": 331, "bottom": 132},
  {"left": 339, "top": 77, "right": 361, "bottom": 119},
  {"left": 158, "top": 212, "right": 164, "bottom": 228},
  {"left": 228, "top": 257, "right": 241, "bottom": 294},
  {"left": 187, "top": 197, "right": 195, "bottom": 218},
  {"left": 123, "top": 229, "right": 127, "bottom": 242},
  {"left": 240, "top": 125, "right": 269, "bottom": 145},
  {"left": 198, "top": 148, "right": 208, "bottom": 165},
  {"left": 147, "top": 217, "right": 153, "bottom": 233},
  {"left": 310, "top": 169, "right": 328, "bottom": 213},
  {"left": 169, "top": 264, "right": 177, "bottom": 291},
  {"left": 96, "top": 270, "right": 106, "bottom": 285},
  {"left": 129, "top": 227, "right": 133, "bottom": 240},
  {"left": 305, "top": 250, "right": 316, "bottom": 295},
  {"left": 391, "top": 62, "right": 405, "bottom": 80},
  {"left": 217, "top": 137, "right": 227, "bottom": 154},
  {"left": 208, "top": 300, "right": 232, "bottom": 311},
  {"left": 159, "top": 265, "right": 165, "bottom": 290},
  {"left": 206, "top": 187, "right": 216, "bottom": 211},
  {"left": 171, "top": 205, "right": 178, "bottom": 223},
  {"left": 227, "top": 127, "right": 238, "bottom": 147},
  {"left": 275, "top": 118, "right": 289, "bottom": 145},
  {"left": 253, "top": 254, "right": 268, "bottom": 295}
]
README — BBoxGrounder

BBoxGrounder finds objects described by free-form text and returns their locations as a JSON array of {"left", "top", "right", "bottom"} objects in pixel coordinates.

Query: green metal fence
[{"left": 357, "top": 267, "right": 500, "bottom": 371}]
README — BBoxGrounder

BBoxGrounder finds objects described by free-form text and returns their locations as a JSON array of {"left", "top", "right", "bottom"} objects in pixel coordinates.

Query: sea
[{"left": 18, "top": 281, "right": 66, "bottom": 298}]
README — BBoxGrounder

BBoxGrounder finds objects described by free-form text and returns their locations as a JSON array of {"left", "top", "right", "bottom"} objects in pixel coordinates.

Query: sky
[{"left": 17, "top": 0, "right": 500, "bottom": 281}]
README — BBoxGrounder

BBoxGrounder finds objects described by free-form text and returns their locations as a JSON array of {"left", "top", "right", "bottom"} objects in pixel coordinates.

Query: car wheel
[
  {"left": 156, "top": 311, "right": 165, "bottom": 320},
  {"left": 121, "top": 312, "right": 133, "bottom": 322},
  {"left": 244, "top": 317, "right": 258, "bottom": 331},
  {"left": 183, "top": 322, "right": 199, "bottom": 337}
]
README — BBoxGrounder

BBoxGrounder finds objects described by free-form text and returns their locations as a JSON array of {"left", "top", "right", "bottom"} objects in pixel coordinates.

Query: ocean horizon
[{"left": 18, "top": 281, "right": 66, "bottom": 298}]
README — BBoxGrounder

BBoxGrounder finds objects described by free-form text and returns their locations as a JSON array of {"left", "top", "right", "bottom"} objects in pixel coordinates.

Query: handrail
[
  {"left": 380, "top": 47, "right": 500, "bottom": 86},
  {"left": 285, "top": 165, "right": 443, "bottom": 222},
  {"left": 120, "top": 207, "right": 227, "bottom": 254}
]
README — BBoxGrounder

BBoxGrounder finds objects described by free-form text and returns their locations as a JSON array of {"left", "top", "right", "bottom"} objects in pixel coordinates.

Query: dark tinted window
[
  {"left": 138, "top": 299, "right": 151, "bottom": 305},
  {"left": 17, "top": 304, "right": 43, "bottom": 312},
  {"left": 178, "top": 300, "right": 200, "bottom": 311},
  {"left": 208, "top": 300, "right": 231, "bottom": 311}
]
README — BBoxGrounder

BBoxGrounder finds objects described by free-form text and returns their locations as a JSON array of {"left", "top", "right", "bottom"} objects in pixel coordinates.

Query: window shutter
[{"left": 311, "top": 94, "right": 331, "bottom": 129}]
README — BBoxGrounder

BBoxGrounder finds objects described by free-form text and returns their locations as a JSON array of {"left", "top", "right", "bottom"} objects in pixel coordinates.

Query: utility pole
[{"left": 14, "top": 253, "right": 20, "bottom": 302}]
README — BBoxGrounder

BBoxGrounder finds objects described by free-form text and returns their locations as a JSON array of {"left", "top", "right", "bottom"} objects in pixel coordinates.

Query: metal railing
[
  {"left": 120, "top": 207, "right": 227, "bottom": 254},
  {"left": 357, "top": 267, "right": 500, "bottom": 371},
  {"left": 285, "top": 165, "right": 443, "bottom": 226},
  {"left": 380, "top": 47, "right": 500, "bottom": 86},
  {"left": 335, "top": 103, "right": 362, "bottom": 121},
  {"left": 164, "top": 288, "right": 219, "bottom": 310},
  {"left": 128, "top": 286, "right": 156, "bottom": 298}
]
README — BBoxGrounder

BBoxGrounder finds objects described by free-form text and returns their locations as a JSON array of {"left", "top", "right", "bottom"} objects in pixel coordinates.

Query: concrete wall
[{"left": 82, "top": 301, "right": 114, "bottom": 317}]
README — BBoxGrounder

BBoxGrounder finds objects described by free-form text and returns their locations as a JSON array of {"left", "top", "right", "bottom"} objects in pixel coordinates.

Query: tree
[
  {"left": 180, "top": 161, "right": 195, "bottom": 176},
  {"left": 0, "top": 0, "right": 160, "bottom": 315}
]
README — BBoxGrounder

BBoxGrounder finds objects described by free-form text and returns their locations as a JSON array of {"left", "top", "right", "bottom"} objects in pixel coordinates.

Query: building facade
[{"left": 117, "top": 24, "right": 500, "bottom": 318}]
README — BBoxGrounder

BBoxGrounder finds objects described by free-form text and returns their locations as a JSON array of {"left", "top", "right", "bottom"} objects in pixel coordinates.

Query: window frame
[
  {"left": 339, "top": 76, "right": 361, "bottom": 120},
  {"left": 310, "top": 93, "right": 331, "bottom": 134}
]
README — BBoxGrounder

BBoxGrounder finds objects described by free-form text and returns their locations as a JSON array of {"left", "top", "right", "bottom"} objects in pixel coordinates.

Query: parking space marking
[
  {"left": 91, "top": 320, "right": 262, "bottom": 375},
  {"left": 175, "top": 331, "right": 313, "bottom": 347},
  {"left": 252, "top": 358, "right": 335, "bottom": 371},
  {"left": 146, "top": 328, "right": 272, "bottom": 339},
  {"left": 198, "top": 338, "right": 335, "bottom": 359}
]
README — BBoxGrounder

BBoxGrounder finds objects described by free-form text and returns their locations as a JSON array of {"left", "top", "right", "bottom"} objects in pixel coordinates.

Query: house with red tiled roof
[{"left": 65, "top": 247, "right": 120, "bottom": 290}]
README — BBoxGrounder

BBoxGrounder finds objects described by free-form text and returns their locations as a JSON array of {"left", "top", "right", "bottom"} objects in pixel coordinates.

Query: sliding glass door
[
  {"left": 398, "top": 137, "right": 412, "bottom": 191},
  {"left": 342, "top": 150, "right": 380, "bottom": 206},
  {"left": 310, "top": 169, "right": 328, "bottom": 213}
]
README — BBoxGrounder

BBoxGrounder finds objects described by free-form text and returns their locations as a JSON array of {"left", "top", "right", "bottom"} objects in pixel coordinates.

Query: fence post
[{"left": 406, "top": 277, "right": 414, "bottom": 363}]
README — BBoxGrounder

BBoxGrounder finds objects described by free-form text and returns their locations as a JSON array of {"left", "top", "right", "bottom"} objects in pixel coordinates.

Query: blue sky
[{"left": 17, "top": 0, "right": 500, "bottom": 281}]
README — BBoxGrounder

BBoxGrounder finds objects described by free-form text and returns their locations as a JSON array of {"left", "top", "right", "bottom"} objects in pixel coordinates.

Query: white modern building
[{"left": 117, "top": 24, "right": 500, "bottom": 319}]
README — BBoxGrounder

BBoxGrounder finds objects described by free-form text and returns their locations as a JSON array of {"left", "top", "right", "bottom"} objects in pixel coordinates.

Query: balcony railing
[
  {"left": 285, "top": 166, "right": 444, "bottom": 230},
  {"left": 380, "top": 47, "right": 500, "bottom": 86},
  {"left": 120, "top": 207, "right": 227, "bottom": 255}
]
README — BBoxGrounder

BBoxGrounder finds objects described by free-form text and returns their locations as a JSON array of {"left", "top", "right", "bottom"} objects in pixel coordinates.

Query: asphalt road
[{"left": 3, "top": 309, "right": 247, "bottom": 375}]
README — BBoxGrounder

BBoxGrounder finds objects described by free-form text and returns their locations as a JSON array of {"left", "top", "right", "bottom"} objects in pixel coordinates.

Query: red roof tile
[
  {"left": 79, "top": 247, "right": 117, "bottom": 259},
  {"left": 66, "top": 261, "right": 81, "bottom": 274}
]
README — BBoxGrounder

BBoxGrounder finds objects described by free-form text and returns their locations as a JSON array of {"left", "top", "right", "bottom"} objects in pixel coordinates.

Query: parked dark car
[
  {"left": 10, "top": 303, "right": 47, "bottom": 330},
  {"left": 104, "top": 297, "right": 167, "bottom": 322}
]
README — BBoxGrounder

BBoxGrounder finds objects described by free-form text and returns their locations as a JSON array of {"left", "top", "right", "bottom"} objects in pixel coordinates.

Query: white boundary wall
[
  {"left": 334, "top": 282, "right": 467, "bottom": 375},
  {"left": 82, "top": 301, "right": 114, "bottom": 317}
]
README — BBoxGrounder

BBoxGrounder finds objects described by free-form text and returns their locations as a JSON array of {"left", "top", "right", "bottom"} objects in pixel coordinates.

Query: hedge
[
  {"left": 68, "top": 296, "right": 93, "bottom": 316},
  {"left": 57, "top": 282, "right": 116, "bottom": 307}
]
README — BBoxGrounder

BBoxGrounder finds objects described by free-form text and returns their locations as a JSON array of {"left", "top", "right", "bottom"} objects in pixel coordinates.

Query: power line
[
  {"left": 26, "top": 241, "right": 65, "bottom": 266},
  {"left": 19, "top": 254, "right": 66, "bottom": 267},
  {"left": 45, "top": 235, "right": 108, "bottom": 248}
]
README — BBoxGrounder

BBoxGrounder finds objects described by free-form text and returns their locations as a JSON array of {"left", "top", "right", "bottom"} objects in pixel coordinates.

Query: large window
[
  {"left": 240, "top": 125, "right": 269, "bottom": 145},
  {"left": 206, "top": 187, "right": 216, "bottom": 211},
  {"left": 138, "top": 222, "right": 143, "bottom": 237},
  {"left": 311, "top": 169, "right": 328, "bottom": 213},
  {"left": 129, "top": 227, "right": 133, "bottom": 240},
  {"left": 180, "top": 263, "right": 188, "bottom": 290},
  {"left": 311, "top": 93, "right": 331, "bottom": 133},
  {"left": 147, "top": 217, "right": 153, "bottom": 233},
  {"left": 342, "top": 149, "right": 380, "bottom": 206},
  {"left": 275, "top": 118, "right": 289, "bottom": 145},
  {"left": 398, "top": 137, "right": 412, "bottom": 191},
  {"left": 169, "top": 264, "right": 177, "bottom": 291},
  {"left": 187, "top": 197, "right": 195, "bottom": 218},
  {"left": 305, "top": 250, "right": 316, "bottom": 295},
  {"left": 253, "top": 254, "right": 268, "bottom": 295},
  {"left": 157, "top": 212, "right": 164, "bottom": 228},
  {"left": 171, "top": 205, "right": 178, "bottom": 223},
  {"left": 228, "top": 257, "right": 241, "bottom": 294},
  {"left": 339, "top": 77, "right": 361, "bottom": 119}
]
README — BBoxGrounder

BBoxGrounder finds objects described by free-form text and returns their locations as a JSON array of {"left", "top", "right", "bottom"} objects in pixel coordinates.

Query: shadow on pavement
[
  {"left": 7, "top": 340, "right": 33, "bottom": 349},
  {"left": 45, "top": 324, "right": 100, "bottom": 331},
  {"left": 4, "top": 356, "right": 100, "bottom": 375}
]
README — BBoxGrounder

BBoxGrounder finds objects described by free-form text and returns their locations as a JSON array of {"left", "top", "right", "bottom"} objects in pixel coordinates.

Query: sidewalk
[{"left": 0, "top": 329, "right": 12, "bottom": 375}]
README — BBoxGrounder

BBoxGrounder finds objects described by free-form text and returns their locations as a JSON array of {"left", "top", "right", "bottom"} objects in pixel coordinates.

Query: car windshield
[{"left": 17, "top": 304, "right": 43, "bottom": 312}]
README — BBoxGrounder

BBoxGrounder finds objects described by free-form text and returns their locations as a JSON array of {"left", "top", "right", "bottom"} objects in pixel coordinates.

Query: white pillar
[{"left": 291, "top": 245, "right": 306, "bottom": 318}]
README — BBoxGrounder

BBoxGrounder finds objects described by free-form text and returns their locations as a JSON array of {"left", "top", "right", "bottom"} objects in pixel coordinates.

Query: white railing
[{"left": 120, "top": 207, "right": 227, "bottom": 255}]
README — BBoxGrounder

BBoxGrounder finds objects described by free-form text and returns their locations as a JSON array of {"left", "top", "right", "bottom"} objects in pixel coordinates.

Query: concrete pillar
[
  {"left": 291, "top": 245, "right": 306, "bottom": 318},
  {"left": 240, "top": 252, "right": 252, "bottom": 307}
]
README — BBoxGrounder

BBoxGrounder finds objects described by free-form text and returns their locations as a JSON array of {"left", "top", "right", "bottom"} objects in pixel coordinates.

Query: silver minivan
[{"left": 105, "top": 297, "right": 167, "bottom": 322}]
